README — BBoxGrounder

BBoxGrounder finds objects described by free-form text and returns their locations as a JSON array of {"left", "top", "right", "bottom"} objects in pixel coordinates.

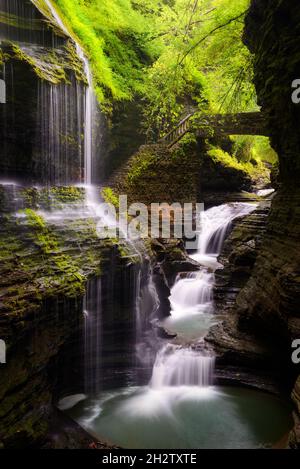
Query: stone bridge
[{"left": 161, "top": 112, "right": 269, "bottom": 147}]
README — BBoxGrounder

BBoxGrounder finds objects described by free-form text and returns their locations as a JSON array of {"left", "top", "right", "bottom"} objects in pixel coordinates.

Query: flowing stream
[
  {"left": 62, "top": 202, "right": 292, "bottom": 448},
  {"left": 163, "top": 203, "right": 258, "bottom": 340}
]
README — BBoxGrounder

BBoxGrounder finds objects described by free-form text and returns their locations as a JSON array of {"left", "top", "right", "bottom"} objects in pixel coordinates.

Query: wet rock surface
[
  {"left": 289, "top": 376, "right": 300, "bottom": 449},
  {"left": 0, "top": 183, "right": 139, "bottom": 448},
  {"left": 217, "top": 0, "right": 300, "bottom": 446}
]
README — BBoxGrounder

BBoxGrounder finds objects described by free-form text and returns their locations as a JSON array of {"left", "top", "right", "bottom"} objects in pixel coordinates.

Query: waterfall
[
  {"left": 161, "top": 202, "right": 257, "bottom": 384},
  {"left": 135, "top": 269, "right": 161, "bottom": 370},
  {"left": 44, "top": 0, "right": 94, "bottom": 187},
  {"left": 170, "top": 271, "right": 214, "bottom": 312},
  {"left": 0, "top": 0, "right": 64, "bottom": 46},
  {"left": 150, "top": 344, "right": 214, "bottom": 388},
  {"left": 169, "top": 203, "right": 257, "bottom": 320},
  {"left": 0, "top": 0, "right": 88, "bottom": 183},
  {"left": 192, "top": 202, "right": 257, "bottom": 263},
  {"left": 35, "top": 77, "right": 85, "bottom": 184},
  {"left": 41, "top": 2, "right": 105, "bottom": 395},
  {"left": 83, "top": 277, "right": 102, "bottom": 395}
]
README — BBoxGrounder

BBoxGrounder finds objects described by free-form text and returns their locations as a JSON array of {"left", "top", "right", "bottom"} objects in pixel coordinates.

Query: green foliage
[
  {"left": 46, "top": 0, "right": 255, "bottom": 124},
  {"left": 141, "top": 0, "right": 255, "bottom": 135},
  {"left": 102, "top": 187, "right": 120, "bottom": 208},
  {"left": 207, "top": 146, "right": 268, "bottom": 180},
  {"left": 231, "top": 136, "right": 278, "bottom": 165},
  {"left": 51, "top": 0, "right": 157, "bottom": 107}
]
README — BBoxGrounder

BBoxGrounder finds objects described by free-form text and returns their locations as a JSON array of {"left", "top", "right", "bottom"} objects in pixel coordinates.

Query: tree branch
[{"left": 178, "top": 10, "right": 248, "bottom": 65}]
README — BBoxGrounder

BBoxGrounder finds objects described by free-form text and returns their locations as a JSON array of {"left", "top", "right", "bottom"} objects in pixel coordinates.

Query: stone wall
[{"left": 235, "top": 0, "right": 300, "bottom": 447}]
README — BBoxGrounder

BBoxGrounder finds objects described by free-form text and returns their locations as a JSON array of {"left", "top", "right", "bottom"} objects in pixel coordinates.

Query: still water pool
[{"left": 64, "top": 385, "right": 292, "bottom": 449}]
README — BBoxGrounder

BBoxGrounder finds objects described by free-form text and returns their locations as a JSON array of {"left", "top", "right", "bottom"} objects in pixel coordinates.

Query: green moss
[
  {"left": 10, "top": 43, "right": 67, "bottom": 84},
  {"left": 126, "top": 148, "right": 157, "bottom": 187},
  {"left": 101, "top": 187, "right": 120, "bottom": 208},
  {"left": 207, "top": 146, "right": 268, "bottom": 180},
  {"left": 64, "top": 39, "right": 87, "bottom": 83},
  {"left": 1, "top": 36, "right": 86, "bottom": 85},
  {"left": 21, "top": 186, "right": 85, "bottom": 210},
  {"left": 21, "top": 209, "right": 86, "bottom": 297}
]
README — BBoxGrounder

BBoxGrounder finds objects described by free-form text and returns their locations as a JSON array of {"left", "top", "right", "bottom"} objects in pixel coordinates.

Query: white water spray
[{"left": 151, "top": 344, "right": 214, "bottom": 388}]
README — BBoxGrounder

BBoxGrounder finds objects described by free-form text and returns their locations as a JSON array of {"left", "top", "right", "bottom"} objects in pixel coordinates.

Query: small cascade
[
  {"left": 83, "top": 277, "right": 102, "bottom": 395},
  {"left": 170, "top": 271, "right": 214, "bottom": 313},
  {"left": 192, "top": 202, "right": 257, "bottom": 264},
  {"left": 150, "top": 344, "right": 215, "bottom": 388}
]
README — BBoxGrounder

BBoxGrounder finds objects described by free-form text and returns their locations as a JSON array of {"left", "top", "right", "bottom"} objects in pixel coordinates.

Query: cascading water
[
  {"left": 0, "top": 0, "right": 82, "bottom": 182},
  {"left": 135, "top": 269, "right": 161, "bottom": 371},
  {"left": 163, "top": 203, "right": 257, "bottom": 340},
  {"left": 151, "top": 344, "right": 214, "bottom": 388},
  {"left": 192, "top": 202, "right": 258, "bottom": 263},
  {"left": 43, "top": 2, "right": 108, "bottom": 395},
  {"left": 35, "top": 77, "right": 85, "bottom": 184},
  {"left": 83, "top": 277, "right": 102, "bottom": 395},
  {"left": 43, "top": 0, "right": 95, "bottom": 187}
]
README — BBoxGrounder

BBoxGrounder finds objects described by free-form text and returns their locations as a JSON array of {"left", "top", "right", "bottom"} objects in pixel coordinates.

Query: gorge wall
[
  {"left": 209, "top": 0, "right": 300, "bottom": 447},
  {"left": 241, "top": 0, "right": 300, "bottom": 370}
]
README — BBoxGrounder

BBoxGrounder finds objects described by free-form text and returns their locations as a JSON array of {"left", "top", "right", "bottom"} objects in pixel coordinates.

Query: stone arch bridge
[{"left": 161, "top": 112, "right": 269, "bottom": 148}]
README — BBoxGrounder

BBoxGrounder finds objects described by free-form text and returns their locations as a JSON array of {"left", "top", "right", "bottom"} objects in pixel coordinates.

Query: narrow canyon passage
[{"left": 0, "top": 0, "right": 299, "bottom": 452}]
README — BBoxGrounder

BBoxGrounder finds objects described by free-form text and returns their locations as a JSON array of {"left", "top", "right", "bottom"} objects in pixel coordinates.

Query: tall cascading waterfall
[
  {"left": 0, "top": 0, "right": 88, "bottom": 184},
  {"left": 44, "top": 0, "right": 94, "bottom": 185},
  {"left": 45, "top": 2, "right": 156, "bottom": 395},
  {"left": 156, "top": 203, "right": 257, "bottom": 388},
  {"left": 36, "top": 76, "right": 85, "bottom": 184},
  {"left": 43, "top": 0, "right": 94, "bottom": 186},
  {"left": 43, "top": 1, "right": 103, "bottom": 393}
]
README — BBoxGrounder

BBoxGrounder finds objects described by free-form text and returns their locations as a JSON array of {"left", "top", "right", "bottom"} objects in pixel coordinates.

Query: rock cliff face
[
  {"left": 210, "top": 0, "right": 300, "bottom": 447},
  {"left": 240, "top": 0, "right": 300, "bottom": 343}
]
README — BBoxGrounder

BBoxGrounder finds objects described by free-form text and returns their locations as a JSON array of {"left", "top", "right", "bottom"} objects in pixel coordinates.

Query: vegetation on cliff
[
  {"left": 50, "top": 0, "right": 253, "bottom": 119},
  {"left": 48, "top": 0, "right": 276, "bottom": 168}
]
